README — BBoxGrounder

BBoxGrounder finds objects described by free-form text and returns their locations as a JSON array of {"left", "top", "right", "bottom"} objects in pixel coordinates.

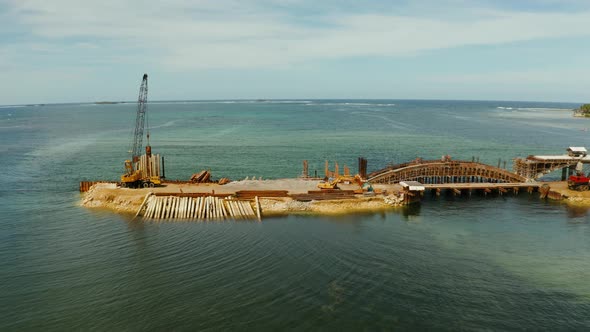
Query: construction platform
[{"left": 80, "top": 147, "right": 590, "bottom": 221}]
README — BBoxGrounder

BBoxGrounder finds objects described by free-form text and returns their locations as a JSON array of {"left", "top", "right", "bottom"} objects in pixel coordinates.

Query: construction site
[{"left": 80, "top": 74, "right": 590, "bottom": 221}]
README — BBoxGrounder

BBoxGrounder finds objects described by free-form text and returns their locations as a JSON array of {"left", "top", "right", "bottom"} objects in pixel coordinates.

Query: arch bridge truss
[{"left": 368, "top": 160, "right": 527, "bottom": 184}]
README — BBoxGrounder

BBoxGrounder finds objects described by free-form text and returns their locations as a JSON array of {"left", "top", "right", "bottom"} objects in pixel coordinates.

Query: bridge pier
[{"left": 422, "top": 183, "right": 541, "bottom": 200}]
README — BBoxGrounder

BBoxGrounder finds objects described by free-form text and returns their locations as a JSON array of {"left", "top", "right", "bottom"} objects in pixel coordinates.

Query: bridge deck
[
  {"left": 513, "top": 155, "right": 589, "bottom": 180},
  {"left": 528, "top": 155, "right": 590, "bottom": 162},
  {"left": 422, "top": 183, "right": 541, "bottom": 190}
]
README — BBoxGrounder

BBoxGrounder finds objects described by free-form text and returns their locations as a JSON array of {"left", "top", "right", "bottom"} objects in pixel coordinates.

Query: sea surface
[{"left": 1, "top": 99, "right": 590, "bottom": 330}]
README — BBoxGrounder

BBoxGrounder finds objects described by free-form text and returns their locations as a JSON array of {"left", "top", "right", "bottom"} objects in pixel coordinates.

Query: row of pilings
[
  {"left": 422, "top": 184, "right": 568, "bottom": 200},
  {"left": 416, "top": 176, "right": 510, "bottom": 184},
  {"left": 136, "top": 194, "right": 262, "bottom": 221}
]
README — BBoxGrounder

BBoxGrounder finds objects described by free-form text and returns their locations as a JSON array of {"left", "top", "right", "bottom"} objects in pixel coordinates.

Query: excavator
[
  {"left": 317, "top": 174, "right": 373, "bottom": 191},
  {"left": 121, "top": 74, "right": 162, "bottom": 188}
]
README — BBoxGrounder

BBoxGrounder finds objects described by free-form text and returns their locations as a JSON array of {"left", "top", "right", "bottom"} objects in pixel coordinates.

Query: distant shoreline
[
  {"left": 573, "top": 103, "right": 590, "bottom": 118},
  {"left": 1, "top": 99, "right": 585, "bottom": 108},
  {"left": 94, "top": 101, "right": 122, "bottom": 105}
]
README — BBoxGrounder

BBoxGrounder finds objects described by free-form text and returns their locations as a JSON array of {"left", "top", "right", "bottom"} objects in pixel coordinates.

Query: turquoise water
[{"left": 1, "top": 100, "right": 590, "bottom": 330}]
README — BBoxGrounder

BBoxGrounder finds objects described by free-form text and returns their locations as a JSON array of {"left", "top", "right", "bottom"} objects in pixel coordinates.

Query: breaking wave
[{"left": 496, "top": 106, "right": 571, "bottom": 111}]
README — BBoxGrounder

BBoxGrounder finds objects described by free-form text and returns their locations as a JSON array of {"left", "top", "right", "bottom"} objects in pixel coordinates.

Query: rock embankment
[
  {"left": 548, "top": 181, "right": 590, "bottom": 206},
  {"left": 259, "top": 196, "right": 394, "bottom": 216},
  {"left": 82, "top": 183, "right": 147, "bottom": 214}
]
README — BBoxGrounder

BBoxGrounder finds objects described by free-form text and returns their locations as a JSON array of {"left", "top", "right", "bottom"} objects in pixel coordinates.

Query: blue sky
[{"left": 1, "top": 0, "right": 590, "bottom": 104}]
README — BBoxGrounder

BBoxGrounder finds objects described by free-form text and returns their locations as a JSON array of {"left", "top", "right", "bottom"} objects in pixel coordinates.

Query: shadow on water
[
  {"left": 565, "top": 205, "right": 590, "bottom": 219},
  {"left": 401, "top": 203, "right": 421, "bottom": 219}
]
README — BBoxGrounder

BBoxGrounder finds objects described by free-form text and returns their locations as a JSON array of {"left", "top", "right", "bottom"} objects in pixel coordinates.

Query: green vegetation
[{"left": 574, "top": 104, "right": 590, "bottom": 117}]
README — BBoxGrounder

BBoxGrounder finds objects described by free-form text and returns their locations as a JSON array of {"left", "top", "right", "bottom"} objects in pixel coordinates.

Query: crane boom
[
  {"left": 121, "top": 73, "right": 161, "bottom": 188},
  {"left": 131, "top": 73, "right": 149, "bottom": 163}
]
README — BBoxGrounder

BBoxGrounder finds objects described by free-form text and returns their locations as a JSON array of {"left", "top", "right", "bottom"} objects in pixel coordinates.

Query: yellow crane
[{"left": 121, "top": 74, "right": 162, "bottom": 188}]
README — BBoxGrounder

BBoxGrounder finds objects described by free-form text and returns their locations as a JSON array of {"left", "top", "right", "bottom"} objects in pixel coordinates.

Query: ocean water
[{"left": 1, "top": 99, "right": 590, "bottom": 330}]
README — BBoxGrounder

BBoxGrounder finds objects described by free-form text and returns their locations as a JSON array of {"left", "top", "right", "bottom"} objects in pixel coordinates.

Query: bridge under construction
[
  {"left": 366, "top": 147, "right": 589, "bottom": 185},
  {"left": 367, "top": 159, "right": 526, "bottom": 184},
  {"left": 513, "top": 151, "right": 590, "bottom": 181}
]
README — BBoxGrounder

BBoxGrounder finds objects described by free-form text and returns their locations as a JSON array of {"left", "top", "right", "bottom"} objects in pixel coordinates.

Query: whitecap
[
  {"left": 0, "top": 105, "right": 25, "bottom": 109},
  {"left": 516, "top": 107, "right": 571, "bottom": 111},
  {"left": 150, "top": 120, "right": 180, "bottom": 129}
]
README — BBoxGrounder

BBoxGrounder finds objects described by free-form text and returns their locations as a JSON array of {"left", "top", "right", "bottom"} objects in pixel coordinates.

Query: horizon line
[{"left": 0, "top": 98, "right": 584, "bottom": 108}]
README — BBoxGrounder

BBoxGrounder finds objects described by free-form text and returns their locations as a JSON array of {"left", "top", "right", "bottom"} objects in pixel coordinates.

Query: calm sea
[{"left": 1, "top": 100, "right": 589, "bottom": 330}]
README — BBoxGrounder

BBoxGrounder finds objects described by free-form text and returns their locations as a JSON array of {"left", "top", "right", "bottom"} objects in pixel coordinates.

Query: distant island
[
  {"left": 94, "top": 101, "right": 122, "bottom": 105},
  {"left": 573, "top": 104, "right": 590, "bottom": 117}
]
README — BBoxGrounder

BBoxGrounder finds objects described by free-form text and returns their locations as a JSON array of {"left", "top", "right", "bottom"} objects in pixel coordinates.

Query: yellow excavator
[
  {"left": 317, "top": 174, "right": 370, "bottom": 190},
  {"left": 121, "top": 74, "right": 162, "bottom": 188}
]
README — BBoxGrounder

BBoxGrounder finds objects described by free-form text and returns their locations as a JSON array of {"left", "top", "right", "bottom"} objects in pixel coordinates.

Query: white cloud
[
  {"left": 426, "top": 68, "right": 590, "bottom": 85},
  {"left": 420, "top": 68, "right": 590, "bottom": 102},
  {"left": 5, "top": 0, "right": 590, "bottom": 70}
]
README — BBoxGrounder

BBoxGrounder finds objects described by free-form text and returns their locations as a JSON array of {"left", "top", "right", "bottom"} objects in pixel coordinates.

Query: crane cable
[
  {"left": 145, "top": 75, "right": 150, "bottom": 147},
  {"left": 145, "top": 99, "right": 150, "bottom": 146}
]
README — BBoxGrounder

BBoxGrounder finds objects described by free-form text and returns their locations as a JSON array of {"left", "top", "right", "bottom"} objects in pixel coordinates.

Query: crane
[
  {"left": 131, "top": 73, "right": 149, "bottom": 163},
  {"left": 121, "top": 73, "right": 161, "bottom": 188}
]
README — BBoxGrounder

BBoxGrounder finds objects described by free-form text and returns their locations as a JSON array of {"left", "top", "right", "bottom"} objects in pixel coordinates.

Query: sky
[{"left": 1, "top": 0, "right": 590, "bottom": 104}]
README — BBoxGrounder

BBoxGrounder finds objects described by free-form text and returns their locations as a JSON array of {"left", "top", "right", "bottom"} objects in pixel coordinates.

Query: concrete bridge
[{"left": 367, "top": 159, "right": 527, "bottom": 184}]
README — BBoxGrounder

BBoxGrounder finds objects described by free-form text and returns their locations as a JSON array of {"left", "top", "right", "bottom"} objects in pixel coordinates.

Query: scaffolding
[{"left": 513, "top": 156, "right": 581, "bottom": 181}]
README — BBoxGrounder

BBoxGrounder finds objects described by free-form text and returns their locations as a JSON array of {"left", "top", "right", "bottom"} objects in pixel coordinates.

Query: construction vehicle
[
  {"left": 567, "top": 162, "right": 589, "bottom": 191},
  {"left": 121, "top": 74, "right": 162, "bottom": 188},
  {"left": 568, "top": 174, "right": 590, "bottom": 191},
  {"left": 361, "top": 181, "right": 374, "bottom": 192},
  {"left": 317, "top": 174, "right": 367, "bottom": 190}
]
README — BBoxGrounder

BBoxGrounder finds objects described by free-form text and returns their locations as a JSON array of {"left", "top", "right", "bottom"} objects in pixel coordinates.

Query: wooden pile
[
  {"left": 358, "top": 157, "right": 368, "bottom": 179},
  {"left": 137, "top": 194, "right": 259, "bottom": 220},
  {"left": 190, "top": 170, "right": 211, "bottom": 183}
]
